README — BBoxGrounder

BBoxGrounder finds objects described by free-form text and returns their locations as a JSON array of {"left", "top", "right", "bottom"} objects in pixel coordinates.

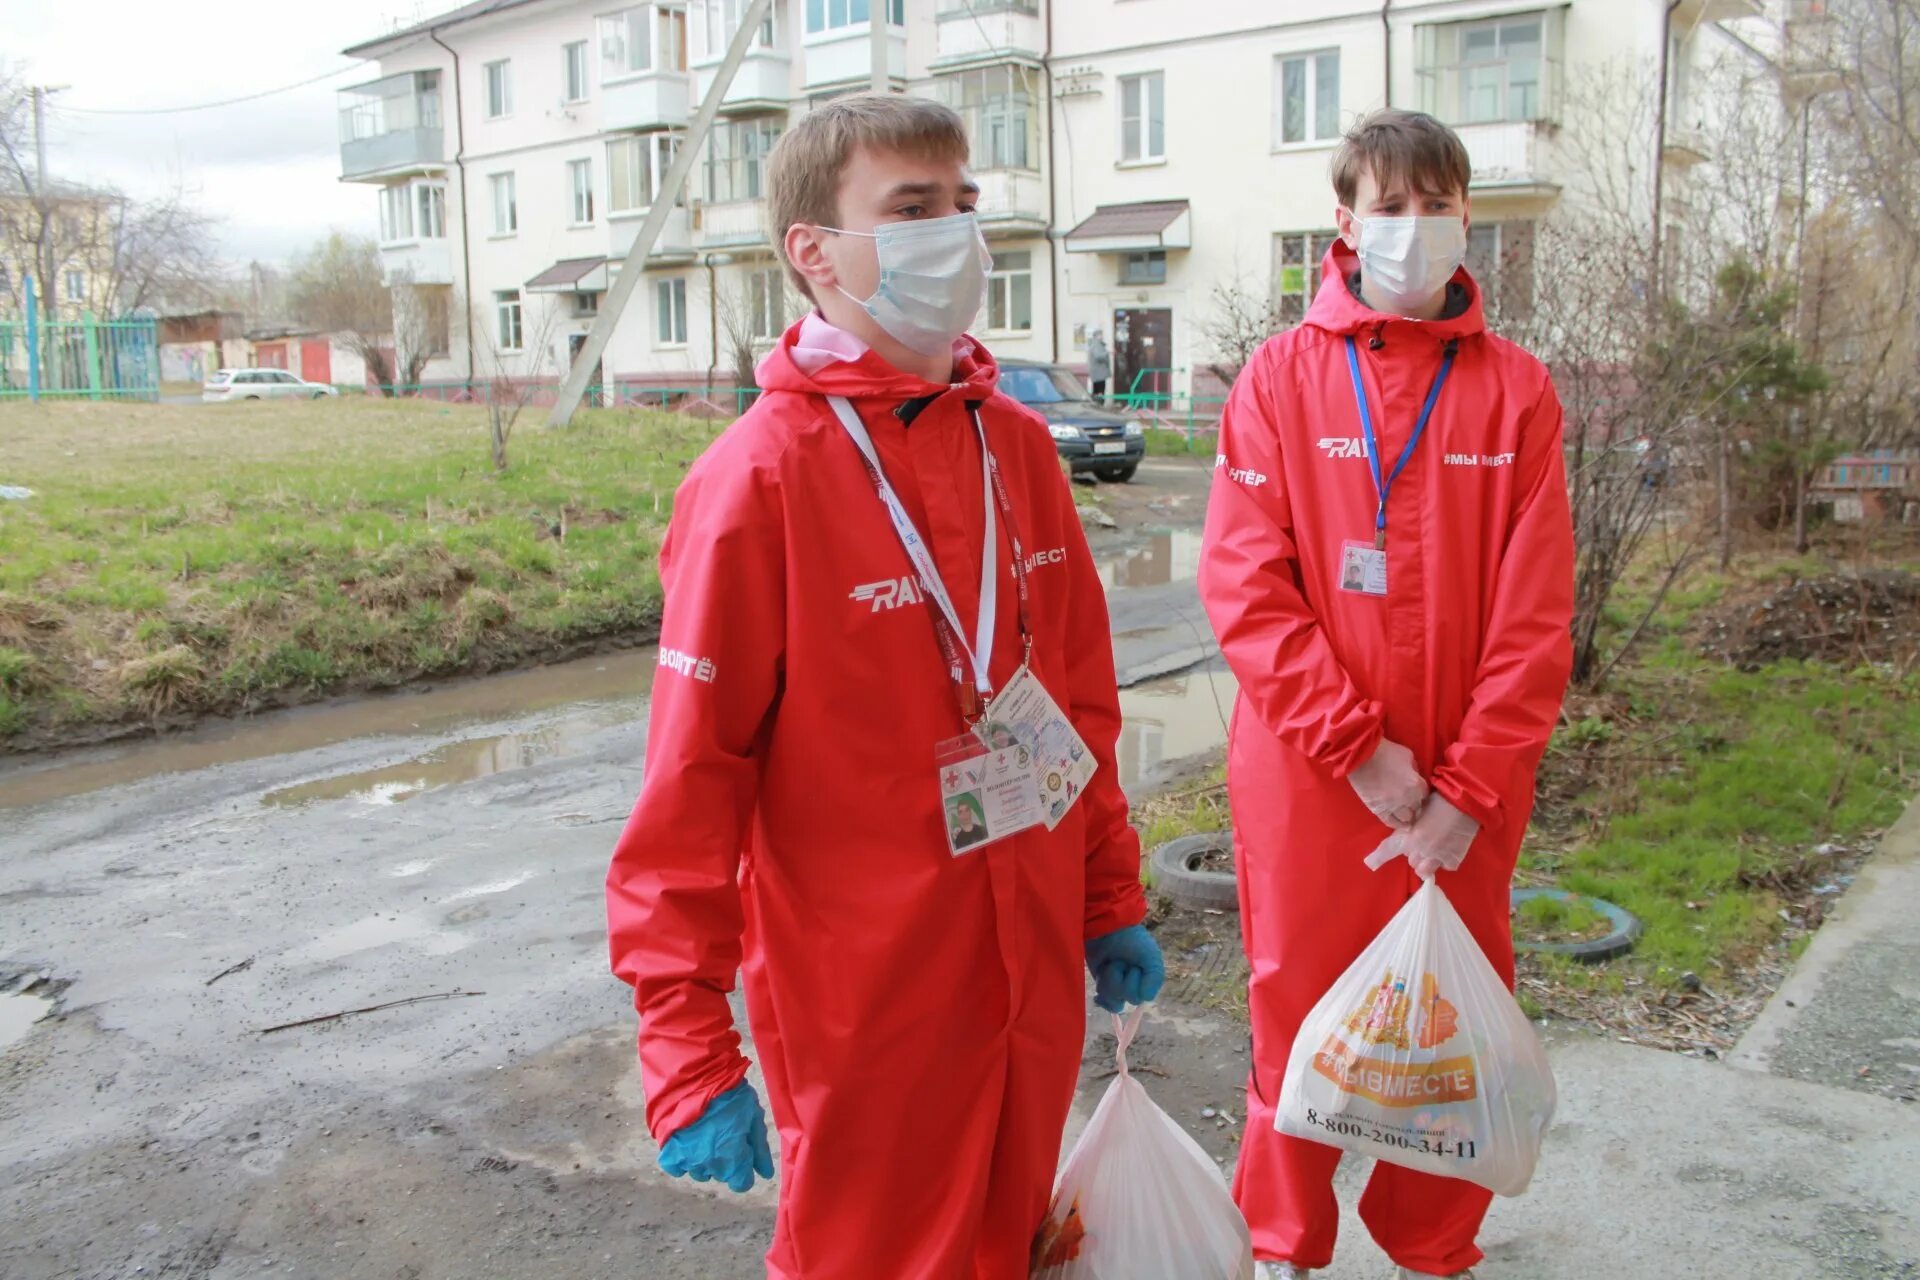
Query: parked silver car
[{"left": 203, "top": 369, "right": 338, "bottom": 402}]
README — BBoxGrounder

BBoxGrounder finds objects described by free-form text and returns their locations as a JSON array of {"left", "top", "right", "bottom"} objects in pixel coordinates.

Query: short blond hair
[
  {"left": 1331, "top": 109, "right": 1472, "bottom": 209},
  {"left": 766, "top": 93, "right": 971, "bottom": 300}
]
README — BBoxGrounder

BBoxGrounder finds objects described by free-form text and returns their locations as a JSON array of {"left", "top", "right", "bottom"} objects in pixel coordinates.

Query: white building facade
[{"left": 336, "top": 0, "right": 1772, "bottom": 402}]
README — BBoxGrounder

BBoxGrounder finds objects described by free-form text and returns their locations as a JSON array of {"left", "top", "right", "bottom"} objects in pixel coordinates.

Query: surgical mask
[
  {"left": 1348, "top": 214, "right": 1467, "bottom": 313},
  {"left": 820, "top": 212, "right": 991, "bottom": 356}
]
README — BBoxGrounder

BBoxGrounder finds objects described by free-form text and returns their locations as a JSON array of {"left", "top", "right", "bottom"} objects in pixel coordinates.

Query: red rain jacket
[
  {"left": 607, "top": 321, "right": 1147, "bottom": 1279},
  {"left": 1200, "top": 245, "right": 1573, "bottom": 1272}
]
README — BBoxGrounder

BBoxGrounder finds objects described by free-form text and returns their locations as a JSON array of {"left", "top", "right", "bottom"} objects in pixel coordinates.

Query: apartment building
[
  {"left": 0, "top": 184, "right": 132, "bottom": 321},
  {"left": 336, "top": 0, "right": 1773, "bottom": 400}
]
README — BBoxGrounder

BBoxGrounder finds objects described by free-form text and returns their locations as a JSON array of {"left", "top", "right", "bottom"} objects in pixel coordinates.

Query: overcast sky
[{"left": 10, "top": 0, "right": 442, "bottom": 268}]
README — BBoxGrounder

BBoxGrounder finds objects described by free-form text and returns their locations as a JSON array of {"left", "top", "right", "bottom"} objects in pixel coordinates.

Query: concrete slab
[{"left": 1733, "top": 795, "right": 1920, "bottom": 1104}]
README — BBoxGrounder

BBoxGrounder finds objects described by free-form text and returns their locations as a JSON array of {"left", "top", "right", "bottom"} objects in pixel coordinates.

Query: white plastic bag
[
  {"left": 1276, "top": 879, "right": 1556, "bottom": 1197},
  {"left": 1032, "top": 1009, "right": 1255, "bottom": 1280}
]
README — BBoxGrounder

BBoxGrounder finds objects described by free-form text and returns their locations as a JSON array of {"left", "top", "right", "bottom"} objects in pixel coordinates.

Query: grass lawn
[
  {"left": 1136, "top": 541, "right": 1920, "bottom": 1048},
  {"left": 0, "top": 397, "right": 722, "bottom": 745}
]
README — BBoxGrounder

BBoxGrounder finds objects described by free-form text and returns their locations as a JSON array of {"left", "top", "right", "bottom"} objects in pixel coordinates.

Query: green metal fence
[{"left": 0, "top": 309, "right": 161, "bottom": 402}]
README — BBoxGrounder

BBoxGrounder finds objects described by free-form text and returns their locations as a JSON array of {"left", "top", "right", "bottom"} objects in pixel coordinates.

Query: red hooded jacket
[
  {"left": 1199, "top": 245, "right": 1573, "bottom": 1274},
  {"left": 606, "top": 317, "right": 1147, "bottom": 1279}
]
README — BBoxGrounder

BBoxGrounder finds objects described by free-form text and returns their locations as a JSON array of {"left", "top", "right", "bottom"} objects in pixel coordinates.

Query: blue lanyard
[{"left": 1344, "top": 335, "right": 1456, "bottom": 549}]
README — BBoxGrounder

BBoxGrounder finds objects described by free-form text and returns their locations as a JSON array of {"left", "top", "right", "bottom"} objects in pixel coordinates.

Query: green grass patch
[
  {"left": 1143, "top": 427, "right": 1217, "bottom": 458},
  {"left": 0, "top": 396, "right": 723, "bottom": 742}
]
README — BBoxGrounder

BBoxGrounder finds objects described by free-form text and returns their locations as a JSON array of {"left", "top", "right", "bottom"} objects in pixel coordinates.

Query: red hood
[
  {"left": 755, "top": 314, "right": 1002, "bottom": 402},
  {"left": 1304, "top": 242, "right": 1486, "bottom": 343}
]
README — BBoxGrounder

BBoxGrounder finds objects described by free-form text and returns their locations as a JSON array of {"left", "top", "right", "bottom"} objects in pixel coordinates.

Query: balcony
[
  {"left": 803, "top": 23, "right": 907, "bottom": 90},
  {"left": 610, "top": 205, "right": 696, "bottom": 262},
  {"left": 693, "top": 49, "right": 793, "bottom": 112},
  {"left": 338, "top": 72, "right": 445, "bottom": 182},
  {"left": 933, "top": 0, "right": 1042, "bottom": 66},
  {"left": 974, "top": 169, "right": 1047, "bottom": 237},
  {"left": 697, "top": 198, "right": 771, "bottom": 249},
  {"left": 604, "top": 71, "right": 693, "bottom": 132},
  {"left": 1456, "top": 121, "right": 1559, "bottom": 201},
  {"left": 380, "top": 238, "right": 453, "bottom": 286}
]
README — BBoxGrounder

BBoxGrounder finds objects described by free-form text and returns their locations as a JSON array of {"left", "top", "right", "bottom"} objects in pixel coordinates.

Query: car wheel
[
  {"left": 311, "top": 391, "right": 326, "bottom": 399},
  {"left": 243, "top": 395, "right": 261, "bottom": 401},
  {"left": 1094, "top": 464, "right": 1139, "bottom": 483}
]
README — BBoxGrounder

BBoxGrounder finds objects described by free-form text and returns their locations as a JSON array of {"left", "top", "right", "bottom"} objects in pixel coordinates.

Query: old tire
[
  {"left": 1095, "top": 464, "right": 1139, "bottom": 483},
  {"left": 1151, "top": 833, "right": 1239, "bottom": 911},
  {"left": 1510, "top": 887, "right": 1642, "bottom": 963}
]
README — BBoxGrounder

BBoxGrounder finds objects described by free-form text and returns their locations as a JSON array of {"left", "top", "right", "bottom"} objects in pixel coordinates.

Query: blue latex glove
[
  {"left": 1084, "top": 924, "right": 1166, "bottom": 1015},
  {"left": 657, "top": 1081, "right": 775, "bottom": 1194}
]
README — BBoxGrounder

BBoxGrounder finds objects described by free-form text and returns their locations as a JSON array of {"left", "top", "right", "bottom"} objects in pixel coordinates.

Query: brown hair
[
  {"left": 1330, "top": 109, "right": 1472, "bottom": 209},
  {"left": 766, "top": 93, "right": 971, "bottom": 300}
]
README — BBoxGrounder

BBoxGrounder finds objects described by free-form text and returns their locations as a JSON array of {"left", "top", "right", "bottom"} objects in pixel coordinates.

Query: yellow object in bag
[{"left": 1276, "top": 880, "right": 1557, "bottom": 1197}]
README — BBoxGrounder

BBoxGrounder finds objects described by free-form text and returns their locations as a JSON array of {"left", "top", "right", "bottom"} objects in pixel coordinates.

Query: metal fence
[{"left": 0, "top": 305, "right": 161, "bottom": 402}]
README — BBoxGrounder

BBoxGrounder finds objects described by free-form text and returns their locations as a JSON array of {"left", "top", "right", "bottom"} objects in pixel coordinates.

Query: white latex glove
[
  {"left": 1347, "top": 739, "right": 1429, "bottom": 829},
  {"left": 1365, "top": 794, "right": 1480, "bottom": 878}
]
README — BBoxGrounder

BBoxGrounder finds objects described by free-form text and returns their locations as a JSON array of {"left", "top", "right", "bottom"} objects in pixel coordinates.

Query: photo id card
[
  {"left": 979, "top": 665, "right": 1097, "bottom": 831},
  {"left": 934, "top": 731, "right": 1044, "bottom": 857},
  {"left": 1340, "top": 540, "right": 1388, "bottom": 598}
]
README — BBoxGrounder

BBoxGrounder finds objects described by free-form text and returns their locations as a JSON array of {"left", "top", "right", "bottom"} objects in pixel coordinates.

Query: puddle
[
  {"left": 0, "top": 993, "right": 55, "bottom": 1052},
  {"left": 1099, "top": 529, "right": 1204, "bottom": 591},
  {"left": 287, "top": 913, "right": 468, "bottom": 964},
  {"left": 0, "top": 648, "right": 658, "bottom": 810},
  {"left": 1116, "top": 663, "right": 1238, "bottom": 793},
  {"left": 260, "top": 716, "right": 616, "bottom": 809}
]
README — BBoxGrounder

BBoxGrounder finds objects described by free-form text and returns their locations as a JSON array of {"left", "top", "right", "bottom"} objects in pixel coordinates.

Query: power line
[{"left": 52, "top": 63, "right": 368, "bottom": 117}]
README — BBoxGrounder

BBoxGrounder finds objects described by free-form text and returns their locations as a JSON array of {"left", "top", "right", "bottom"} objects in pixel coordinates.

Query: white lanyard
[{"left": 828, "top": 394, "right": 999, "bottom": 693}]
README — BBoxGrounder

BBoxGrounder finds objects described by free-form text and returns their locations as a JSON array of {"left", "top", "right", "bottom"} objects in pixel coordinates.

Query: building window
[
  {"left": 484, "top": 60, "right": 513, "bottom": 118},
  {"left": 569, "top": 159, "right": 596, "bottom": 224},
  {"left": 601, "top": 5, "right": 689, "bottom": 79},
  {"left": 1272, "top": 230, "right": 1338, "bottom": 325},
  {"left": 495, "top": 289, "right": 524, "bottom": 351},
  {"left": 706, "top": 117, "right": 784, "bottom": 204},
  {"left": 986, "top": 251, "right": 1032, "bottom": 333},
  {"left": 574, "top": 291, "right": 601, "bottom": 317},
  {"left": 656, "top": 277, "right": 688, "bottom": 346},
  {"left": 417, "top": 184, "right": 446, "bottom": 238},
  {"left": 609, "top": 132, "right": 683, "bottom": 212},
  {"left": 748, "top": 266, "right": 788, "bottom": 338},
  {"left": 1465, "top": 220, "right": 1536, "bottom": 320},
  {"left": 63, "top": 270, "right": 85, "bottom": 302},
  {"left": 490, "top": 173, "right": 518, "bottom": 234},
  {"left": 1119, "top": 72, "right": 1165, "bottom": 164},
  {"left": 940, "top": 65, "right": 1039, "bottom": 172},
  {"left": 1417, "top": 11, "right": 1562, "bottom": 124},
  {"left": 1120, "top": 251, "right": 1166, "bottom": 286},
  {"left": 1276, "top": 50, "right": 1340, "bottom": 146},
  {"left": 380, "top": 184, "right": 415, "bottom": 242},
  {"left": 564, "top": 40, "right": 591, "bottom": 102},
  {"left": 805, "top": 0, "right": 904, "bottom": 36},
  {"left": 695, "top": 0, "right": 776, "bottom": 60}
]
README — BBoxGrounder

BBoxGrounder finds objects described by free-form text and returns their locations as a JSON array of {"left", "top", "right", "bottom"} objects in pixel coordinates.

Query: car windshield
[
  {"left": 208, "top": 371, "right": 232, "bottom": 383},
  {"left": 1000, "top": 366, "right": 1090, "bottom": 405}
]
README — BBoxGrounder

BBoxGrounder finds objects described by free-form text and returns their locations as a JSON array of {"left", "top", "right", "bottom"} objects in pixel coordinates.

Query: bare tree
[
  {"left": 390, "top": 273, "right": 450, "bottom": 391},
  {"left": 713, "top": 267, "right": 795, "bottom": 409},
  {"left": 469, "top": 291, "right": 563, "bottom": 471},
  {"left": 288, "top": 232, "right": 401, "bottom": 394},
  {"left": 1194, "top": 269, "right": 1281, "bottom": 388}
]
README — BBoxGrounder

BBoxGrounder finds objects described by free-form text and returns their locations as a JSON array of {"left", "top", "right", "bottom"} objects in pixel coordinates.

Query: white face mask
[
  {"left": 1348, "top": 214, "right": 1467, "bottom": 314},
  {"left": 820, "top": 212, "right": 992, "bottom": 356}
]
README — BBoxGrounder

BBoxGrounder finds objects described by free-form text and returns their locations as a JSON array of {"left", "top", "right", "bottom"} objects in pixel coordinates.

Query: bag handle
[{"left": 1112, "top": 1007, "right": 1147, "bottom": 1079}]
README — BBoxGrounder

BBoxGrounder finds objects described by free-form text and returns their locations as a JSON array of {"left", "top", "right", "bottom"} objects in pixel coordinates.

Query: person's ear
[
  {"left": 784, "top": 223, "right": 839, "bottom": 296},
  {"left": 1336, "top": 205, "right": 1360, "bottom": 252},
  {"left": 1461, "top": 194, "right": 1472, "bottom": 236}
]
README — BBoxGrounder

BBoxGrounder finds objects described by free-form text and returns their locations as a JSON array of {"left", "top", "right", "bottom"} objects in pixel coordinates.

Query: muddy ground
[{"left": 0, "top": 457, "right": 1229, "bottom": 1280}]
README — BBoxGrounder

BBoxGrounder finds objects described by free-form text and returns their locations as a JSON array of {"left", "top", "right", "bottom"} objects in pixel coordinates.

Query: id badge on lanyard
[
  {"left": 828, "top": 396, "right": 1096, "bottom": 857},
  {"left": 1341, "top": 335, "right": 1456, "bottom": 599}
]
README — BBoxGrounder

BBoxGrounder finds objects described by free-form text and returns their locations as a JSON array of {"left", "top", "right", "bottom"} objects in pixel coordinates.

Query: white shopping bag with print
[
  {"left": 1276, "top": 879, "right": 1556, "bottom": 1197},
  {"left": 1031, "top": 1009, "right": 1255, "bottom": 1280}
]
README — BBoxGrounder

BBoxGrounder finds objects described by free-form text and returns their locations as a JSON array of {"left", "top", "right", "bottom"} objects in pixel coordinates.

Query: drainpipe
[
  {"left": 1044, "top": 0, "right": 1059, "bottom": 363},
  {"left": 1382, "top": 0, "right": 1393, "bottom": 107},
  {"left": 1649, "top": 0, "right": 1682, "bottom": 326},
  {"left": 431, "top": 27, "right": 477, "bottom": 386}
]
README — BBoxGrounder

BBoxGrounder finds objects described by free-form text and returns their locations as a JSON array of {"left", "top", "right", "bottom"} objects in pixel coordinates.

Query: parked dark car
[{"left": 998, "top": 359, "right": 1145, "bottom": 482}]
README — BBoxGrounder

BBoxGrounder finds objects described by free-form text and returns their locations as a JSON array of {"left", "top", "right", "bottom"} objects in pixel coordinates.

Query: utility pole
[
  {"left": 870, "top": 0, "right": 889, "bottom": 93},
  {"left": 25, "top": 84, "right": 68, "bottom": 322},
  {"left": 33, "top": 86, "right": 49, "bottom": 185}
]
